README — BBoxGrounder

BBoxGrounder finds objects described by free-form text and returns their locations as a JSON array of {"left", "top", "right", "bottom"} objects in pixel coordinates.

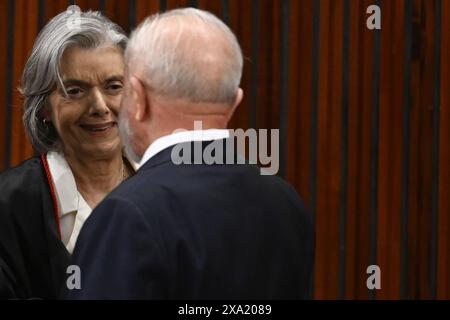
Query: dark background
[{"left": 0, "top": 0, "right": 449, "bottom": 299}]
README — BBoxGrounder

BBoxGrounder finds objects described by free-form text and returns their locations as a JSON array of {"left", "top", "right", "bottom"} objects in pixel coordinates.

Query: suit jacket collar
[{"left": 139, "top": 137, "right": 244, "bottom": 173}]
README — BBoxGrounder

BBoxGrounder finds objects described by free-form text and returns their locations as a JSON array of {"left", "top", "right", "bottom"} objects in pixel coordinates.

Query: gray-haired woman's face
[{"left": 47, "top": 45, "right": 124, "bottom": 159}]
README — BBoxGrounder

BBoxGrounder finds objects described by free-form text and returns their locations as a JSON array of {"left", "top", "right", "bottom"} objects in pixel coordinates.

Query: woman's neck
[{"left": 64, "top": 152, "right": 124, "bottom": 209}]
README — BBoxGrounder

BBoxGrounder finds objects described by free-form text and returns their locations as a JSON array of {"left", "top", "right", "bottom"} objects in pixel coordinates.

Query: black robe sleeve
[
  {"left": 0, "top": 256, "right": 17, "bottom": 298},
  {"left": 0, "top": 157, "right": 71, "bottom": 299}
]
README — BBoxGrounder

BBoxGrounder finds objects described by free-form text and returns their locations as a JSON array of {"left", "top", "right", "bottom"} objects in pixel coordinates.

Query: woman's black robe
[{"left": 0, "top": 156, "right": 71, "bottom": 299}]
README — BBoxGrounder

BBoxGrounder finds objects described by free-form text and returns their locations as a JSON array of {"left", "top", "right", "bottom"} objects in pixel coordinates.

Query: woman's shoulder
[{"left": 0, "top": 157, "right": 46, "bottom": 195}]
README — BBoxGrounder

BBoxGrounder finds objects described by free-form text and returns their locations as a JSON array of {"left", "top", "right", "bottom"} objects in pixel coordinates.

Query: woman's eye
[{"left": 66, "top": 87, "right": 84, "bottom": 98}]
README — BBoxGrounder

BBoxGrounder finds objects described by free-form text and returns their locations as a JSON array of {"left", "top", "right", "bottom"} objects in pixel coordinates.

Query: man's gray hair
[
  {"left": 125, "top": 8, "right": 243, "bottom": 105},
  {"left": 21, "top": 6, "right": 127, "bottom": 154}
]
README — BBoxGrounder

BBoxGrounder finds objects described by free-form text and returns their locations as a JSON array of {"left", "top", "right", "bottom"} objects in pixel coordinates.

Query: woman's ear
[{"left": 42, "top": 99, "right": 52, "bottom": 122}]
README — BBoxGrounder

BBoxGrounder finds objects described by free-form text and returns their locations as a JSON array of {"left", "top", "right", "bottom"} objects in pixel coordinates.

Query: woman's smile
[{"left": 79, "top": 121, "right": 118, "bottom": 136}]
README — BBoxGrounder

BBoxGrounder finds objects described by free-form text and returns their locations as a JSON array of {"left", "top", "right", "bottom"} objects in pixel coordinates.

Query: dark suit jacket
[
  {"left": 66, "top": 139, "right": 315, "bottom": 299},
  {"left": 0, "top": 157, "right": 71, "bottom": 299}
]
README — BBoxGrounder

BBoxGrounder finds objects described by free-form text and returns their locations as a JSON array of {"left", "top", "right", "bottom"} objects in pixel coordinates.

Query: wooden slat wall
[
  {"left": 0, "top": 0, "right": 448, "bottom": 299},
  {"left": 377, "top": 0, "right": 403, "bottom": 299},
  {"left": 0, "top": 0, "right": 7, "bottom": 166},
  {"left": 345, "top": 0, "right": 373, "bottom": 299},
  {"left": 438, "top": 0, "right": 450, "bottom": 300}
]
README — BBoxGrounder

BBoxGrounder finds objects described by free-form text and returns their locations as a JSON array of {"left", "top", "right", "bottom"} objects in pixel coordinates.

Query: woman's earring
[{"left": 43, "top": 118, "right": 49, "bottom": 128}]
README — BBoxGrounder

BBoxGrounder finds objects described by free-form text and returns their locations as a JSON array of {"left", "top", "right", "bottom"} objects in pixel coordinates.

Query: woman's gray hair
[
  {"left": 21, "top": 6, "right": 128, "bottom": 154},
  {"left": 125, "top": 8, "right": 243, "bottom": 106}
]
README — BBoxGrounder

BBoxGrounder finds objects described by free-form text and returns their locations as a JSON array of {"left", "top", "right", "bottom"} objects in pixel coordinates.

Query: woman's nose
[{"left": 89, "top": 87, "right": 110, "bottom": 116}]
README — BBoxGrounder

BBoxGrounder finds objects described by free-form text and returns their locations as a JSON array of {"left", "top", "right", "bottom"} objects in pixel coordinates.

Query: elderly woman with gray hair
[{"left": 0, "top": 7, "right": 134, "bottom": 299}]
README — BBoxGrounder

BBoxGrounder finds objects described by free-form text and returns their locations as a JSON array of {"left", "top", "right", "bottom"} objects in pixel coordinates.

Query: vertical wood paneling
[
  {"left": 0, "top": 0, "right": 449, "bottom": 300},
  {"left": 328, "top": 0, "right": 344, "bottom": 300},
  {"left": 44, "top": 0, "right": 68, "bottom": 22},
  {"left": 351, "top": 0, "right": 375, "bottom": 299},
  {"left": 75, "top": 1, "right": 102, "bottom": 12},
  {"left": 227, "top": 0, "right": 251, "bottom": 131},
  {"left": 267, "top": 0, "right": 281, "bottom": 133},
  {"left": 3, "top": 0, "right": 14, "bottom": 169},
  {"left": 10, "top": 0, "right": 25, "bottom": 165},
  {"left": 309, "top": 0, "right": 320, "bottom": 224},
  {"left": 197, "top": 0, "right": 223, "bottom": 17},
  {"left": 314, "top": 0, "right": 344, "bottom": 299},
  {"left": 338, "top": 0, "right": 349, "bottom": 299},
  {"left": 293, "top": 0, "right": 313, "bottom": 205},
  {"left": 136, "top": 0, "right": 160, "bottom": 24},
  {"left": 400, "top": 0, "right": 413, "bottom": 299},
  {"left": 10, "top": 0, "right": 33, "bottom": 165},
  {"left": 368, "top": 0, "right": 380, "bottom": 300},
  {"left": 345, "top": 0, "right": 361, "bottom": 299},
  {"left": 278, "top": 0, "right": 289, "bottom": 178},
  {"left": 254, "top": 0, "right": 275, "bottom": 132},
  {"left": 286, "top": 0, "right": 300, "bottom": 184},
  {"left": 417, "top": 0, "right": 435, "bottom": 299},
  {"left": 314, "top": 0, "right": 330, "bottom": 298},
  {"left": 166, "top": 0, "right": 192, "bottom": 9},
  {"left": 377, "top": 0, "right": 404, "bottom": 299},
  {"left": 248, "top": 0, "right": 259, "bottom": 131},
  {"left": 0, "top": 0, "right": 8, "bottom": 171},
  {"left": 341, "top": 0, "right": 370, "bottom": 299},
  {"left": 286, "top": 0, "right": 302, "bottom": 194},
  {"left": 407, "top": 0, "right": 422, "bottom": 298},
  {"left": 430, "top": 0, "right": 441, "bottom": 299},
  {"left": 104, "top": 0, "right": 131, "bottom": 33},
  {"left": 437, "top": 0, "right": 450, "bottom": 300}
]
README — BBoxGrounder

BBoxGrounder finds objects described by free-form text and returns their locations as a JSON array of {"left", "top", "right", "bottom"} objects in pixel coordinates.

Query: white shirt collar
[
  {"left": 46, "top": 151, "right": 80, "bottom": 217},
  {"left": 46, "top": 151, "right": 138, "bottom": 216},
  {"left": 139, "top": 129, "right": 230, "bottom": 168},
  {"left": 46, "top": 151, "right": 136, "bottom": 254}
]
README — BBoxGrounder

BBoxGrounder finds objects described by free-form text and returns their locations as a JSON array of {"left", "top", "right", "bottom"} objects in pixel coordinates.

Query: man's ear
[
  {"left": 226, "top": 88, "right": 243, "bottom": 123},
  {"left": 129, "top": 76, "right": 148, "bottom": 122}
]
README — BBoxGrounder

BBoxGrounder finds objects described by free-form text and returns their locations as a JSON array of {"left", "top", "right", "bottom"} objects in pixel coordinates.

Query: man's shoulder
[{"left": 115, "top": 160, "right": 305, "bottom": 208}]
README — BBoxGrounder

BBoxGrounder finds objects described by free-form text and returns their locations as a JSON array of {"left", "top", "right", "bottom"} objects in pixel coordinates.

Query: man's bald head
[{"left": 125, "top": 8, "right": 243, "bottom": 106}]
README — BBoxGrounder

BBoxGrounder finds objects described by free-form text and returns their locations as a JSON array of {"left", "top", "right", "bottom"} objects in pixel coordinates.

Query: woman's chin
[{"left": 76, "top": 141, "right": 122, "bottom": 159}]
